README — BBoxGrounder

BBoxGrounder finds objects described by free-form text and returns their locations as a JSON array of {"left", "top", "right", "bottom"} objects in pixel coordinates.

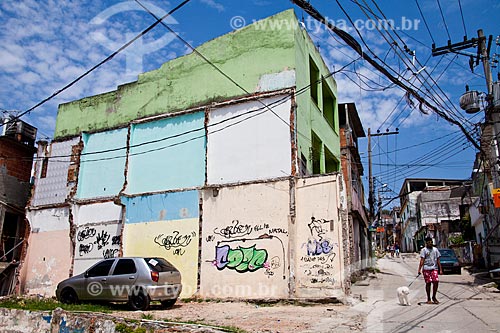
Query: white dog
[{"left": 397, "top": 286, "right": 411, "bottom": 306}]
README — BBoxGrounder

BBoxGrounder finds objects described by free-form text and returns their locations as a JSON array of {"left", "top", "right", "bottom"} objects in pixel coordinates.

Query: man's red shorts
[{"left": 422, "top": 269, "right": 439, "bottom": 283}]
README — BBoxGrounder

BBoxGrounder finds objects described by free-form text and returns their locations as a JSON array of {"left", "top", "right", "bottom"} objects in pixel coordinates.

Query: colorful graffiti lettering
[
  {"left": 213, "top": 220, "right": 252, "bottom": 239},
  {"left": 154, "top": 231, "right": 195, "bottom": 251},
  {"left": 77, "top": 227, "right": 96, "bottom": 242},
  {"left": 214, "top": 244, "right": 268, "bottom": 273},
  {"left": 307, "top": 239, "right": 333, "bottom": 256},
  {"left": 306, "top": 217, "right": 335, "bottom": 256}
]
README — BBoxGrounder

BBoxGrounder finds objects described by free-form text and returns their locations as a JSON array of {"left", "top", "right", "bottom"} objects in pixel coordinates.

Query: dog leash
[{"left": 407, "top": 273, "right": 421, "bottom": 287}]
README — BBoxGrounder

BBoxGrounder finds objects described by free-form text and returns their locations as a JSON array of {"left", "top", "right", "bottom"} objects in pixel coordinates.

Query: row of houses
[{"left": 0, "top": 10, "right": 371, "bottom": 300}]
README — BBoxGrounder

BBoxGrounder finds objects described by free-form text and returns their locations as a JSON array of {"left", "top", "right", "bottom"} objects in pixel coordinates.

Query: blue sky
[{"left": 0, "top": 0, "right": 499, "bottom": 205}]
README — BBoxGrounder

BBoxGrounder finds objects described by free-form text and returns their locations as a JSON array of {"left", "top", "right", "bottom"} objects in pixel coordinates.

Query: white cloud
[{"left": 199, "top": 0, "right": 225, "bottom": 12}]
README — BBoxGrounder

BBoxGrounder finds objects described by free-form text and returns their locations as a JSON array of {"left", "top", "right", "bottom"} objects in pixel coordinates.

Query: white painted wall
[
  {"left": 26, "top": 207, "right": 70, "bottom": 232},
  {"left": 200, "top": 181, "right": 291, "bottom": 298},
  {"left": 73, "top": 222, "right": 122, "bottom": 275},
  {"left": 71, "top": 202, "right": 123, "bottom": 274},
  {"left": 207, "top": 96, "right": 292, "bottom": 185},
  {"left": 72, "top": 201, "right": 122, "bottom": 226}
]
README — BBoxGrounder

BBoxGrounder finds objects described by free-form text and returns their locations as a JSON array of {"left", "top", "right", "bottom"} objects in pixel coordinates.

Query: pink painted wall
[{"left": 21, "top": 230, "right": 72, "bottom": 297}]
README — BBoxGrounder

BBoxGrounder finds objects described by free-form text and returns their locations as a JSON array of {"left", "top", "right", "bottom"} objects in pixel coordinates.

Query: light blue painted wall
[
  {"left": 126, "top": 112, "right": 206, "bottom": 194},
  {"left": 122, "top": 190, "right": 199, "bottom": 224},
  {"left": 76, "top": 128, "right": 128, "bottom": 199}
]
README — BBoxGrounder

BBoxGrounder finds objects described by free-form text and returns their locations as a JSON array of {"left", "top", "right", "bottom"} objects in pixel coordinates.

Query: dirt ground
[{"left": 112, "top": 299, "right": 362, "bottom": 332}]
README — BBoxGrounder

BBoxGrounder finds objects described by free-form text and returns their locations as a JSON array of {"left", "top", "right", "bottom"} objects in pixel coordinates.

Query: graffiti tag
[
  {"left": 154, "top": 231, "right": 195, "bottom": 251},
  {"left": 76, "top": 225, "right": 121, "bottom": 260},
  {"left": 103, "top": 248, "right": 119, "bottom": 259},
  {"left": 213, "top": 220, "right": 252, "bottom": 239},
  {"left": 111, "top": 235, "right": 121, "bottom": 245},
  {"left": 94, "top": 230, "right": 110, "bottom": 250},
  {"left": 77, "top": 227, "right": 96, "bottom": 242},
  {"left": 79, "top": 243, "right": 93, "bottom": 256}
]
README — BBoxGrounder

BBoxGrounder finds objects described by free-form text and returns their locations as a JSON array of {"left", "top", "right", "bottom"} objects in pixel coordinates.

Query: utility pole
[
  {"left": 432, "top": 29, "right": 499, "bottom": 268},
  {"left": 367, "top": 128, "right": 398, "bottom": 253}
]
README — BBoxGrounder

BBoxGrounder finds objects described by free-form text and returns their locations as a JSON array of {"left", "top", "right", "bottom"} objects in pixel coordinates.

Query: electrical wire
[
  {"left": 436, "top": 0, "right": 452, "bottom": 40},
  {"left": 457, "top": 0, "right": 468, "bottom": 37},
  {"left": 415, "top": 0, "right": 435, "bottom": 44},
  {"left": 354, "top": 0, "right": 477, "bottom": 135},
  {"left": 2, "top": 58, "right": 360, "bottom": 164}
]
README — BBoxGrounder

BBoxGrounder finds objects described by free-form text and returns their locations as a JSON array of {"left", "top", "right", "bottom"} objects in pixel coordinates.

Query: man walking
[{"left": 418, "top": 236, "right": 443, "bottom": 304}]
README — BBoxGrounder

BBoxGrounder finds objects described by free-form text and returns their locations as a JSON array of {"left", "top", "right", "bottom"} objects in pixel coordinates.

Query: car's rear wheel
[
  {"left": 60, "top": 288, "right": 79, "bottom": 304},
  {"left": 128, "top": 288, "right": 150, "bottom": 311},
  {"left": 161, "top": 298, "right": 177, "bottom": 308}
]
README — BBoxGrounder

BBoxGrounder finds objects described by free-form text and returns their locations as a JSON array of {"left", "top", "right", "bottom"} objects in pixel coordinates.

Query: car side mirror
[{"left": 84, "top": 271, "right": 89, "bottom": 278}]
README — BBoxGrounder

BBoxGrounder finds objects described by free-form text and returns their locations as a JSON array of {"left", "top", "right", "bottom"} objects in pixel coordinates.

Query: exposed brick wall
[{"left": 0, "top": 137, "right": 36, "bottom": 183}]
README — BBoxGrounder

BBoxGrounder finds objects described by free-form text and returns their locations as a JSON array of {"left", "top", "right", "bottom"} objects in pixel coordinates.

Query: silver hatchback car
[{"left": 56, "top": 257, "right": 182, "bottom": 310}]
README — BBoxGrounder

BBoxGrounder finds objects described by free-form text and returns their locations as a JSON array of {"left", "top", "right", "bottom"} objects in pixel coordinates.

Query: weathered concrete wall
[
  {"left": 127, "top": 111, "right": 206, "bottom": 194},
  {"left": 207, "top": 96, "right": 292, "bottom": 185},
  {"left": 0, "top": 308, "right": 225, "bottom": 333},
  {"left": 72, "top": 201, "right": 123, "bottom": 275},
  {"left": 23, "top": 208, "right": 72, "bottom": 297},
  {"left": 294, "top": 175, "right": 345, "bottom": 298},
  {"left": 54, "top": 10, "right": 297, "bottom": 139},
  {"left": 420, "top": 201, "right": 461, "bottom": 225},
  {"left": 122, "top": 191, "right": 199, "bottom": 298},
  {"left": 30, "top": 138, "right": 79, "bottom": 207},
  {"left": 76, "top": 128, "right": 127, "bottom": 199},
  {"left": 200, "top": 181, "right": 290, "bottom": 299}
]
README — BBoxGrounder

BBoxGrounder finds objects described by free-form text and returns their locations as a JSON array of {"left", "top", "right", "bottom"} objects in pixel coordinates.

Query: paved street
[
  {"left": 342, "top": 254, "right": 500, "bottom": 333},
  {"left": 108, "top": 253, "right": 500, "bottom": 333}
]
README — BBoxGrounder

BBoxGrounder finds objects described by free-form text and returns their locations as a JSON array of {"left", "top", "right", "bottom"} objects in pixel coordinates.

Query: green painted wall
[
  {"left": 294, "top": 25, "right": 340, "bottom": 174},
  {"left": 54, "top": 9, "right": 341, "bottom": 175},
  {"left": 54, "top": 10, "right": 298, "bottom": 138}
]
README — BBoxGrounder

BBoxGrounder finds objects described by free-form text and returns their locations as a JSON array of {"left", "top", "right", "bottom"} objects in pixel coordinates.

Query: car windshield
[
  {"left": 144, "top": 257, "right": 176, "bottom": 272},
  {"left": 440, "top": 249, "right": 456, "bottom": 257}
]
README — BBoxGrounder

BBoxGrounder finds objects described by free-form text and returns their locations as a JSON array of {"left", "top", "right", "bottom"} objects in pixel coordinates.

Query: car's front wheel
[
  {"left": 60, "top": 288, "right": 79, "bottom": 304},
  {"left": 161, "top": 298, "right": 177, "bottom": 308},
  {"left": 128, "top": 288, "right": 150, "bottom": 311}
]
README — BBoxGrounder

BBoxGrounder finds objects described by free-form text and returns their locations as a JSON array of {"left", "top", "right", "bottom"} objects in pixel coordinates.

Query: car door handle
[
  {"left": 129, "top": 276, "right": 135, "bottom": 279},
  {"left": 101, "top": 278, "right": 107, "bottom": 282}
]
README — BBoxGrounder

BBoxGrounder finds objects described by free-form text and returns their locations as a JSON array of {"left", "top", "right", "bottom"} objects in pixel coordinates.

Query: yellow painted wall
[{"left": 122, "top": 218, "right": 198, "bottom": 298}]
